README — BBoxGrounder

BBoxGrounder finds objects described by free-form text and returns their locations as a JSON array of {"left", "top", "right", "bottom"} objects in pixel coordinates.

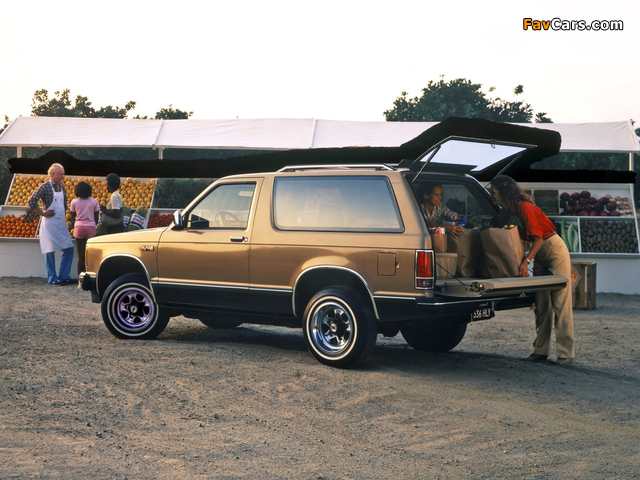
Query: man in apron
[{"left": 28, "top": 163, "right": 75, "bottom": 285}]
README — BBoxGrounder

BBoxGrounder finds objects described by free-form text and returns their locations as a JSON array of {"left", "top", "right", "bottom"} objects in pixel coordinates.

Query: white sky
[{"left": 1, "top": 0, "right": 638, "bottom": 125}]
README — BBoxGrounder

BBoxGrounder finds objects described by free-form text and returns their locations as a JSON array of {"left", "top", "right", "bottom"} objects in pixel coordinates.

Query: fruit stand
[
  {"left": 520, "top": 182, "right": 639, "bottom": 296},
  {"left": 0, "top": 173, "right": 175, "bottom": 277}
]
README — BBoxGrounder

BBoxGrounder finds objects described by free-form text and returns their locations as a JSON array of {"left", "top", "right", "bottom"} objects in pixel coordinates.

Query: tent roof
[{"left": 1, "top": 116, "right": 638, "bottom": 153}]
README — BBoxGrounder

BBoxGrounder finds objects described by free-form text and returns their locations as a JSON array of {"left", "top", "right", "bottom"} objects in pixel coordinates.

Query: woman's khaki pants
[{"left": 532, "top": 234, "right": 575, "bottom": 359}]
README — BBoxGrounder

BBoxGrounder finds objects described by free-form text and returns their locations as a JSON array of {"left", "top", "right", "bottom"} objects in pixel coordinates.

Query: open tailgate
[{"left": 435, "top": 274, "right": 568, "bottom": 298}]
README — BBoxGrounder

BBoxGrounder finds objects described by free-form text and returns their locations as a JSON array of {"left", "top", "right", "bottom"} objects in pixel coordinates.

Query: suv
[{"left": 81, "top": 120, "right": 567, "bottom": 368}]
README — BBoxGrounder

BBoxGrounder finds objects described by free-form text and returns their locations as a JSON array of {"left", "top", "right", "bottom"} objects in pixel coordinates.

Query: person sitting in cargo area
[
  {"left": 489, "top": 175, "right": 575, "bottom": 366},
  {"left": 419, "top": 183, "right": 465, "bottom": 239}
]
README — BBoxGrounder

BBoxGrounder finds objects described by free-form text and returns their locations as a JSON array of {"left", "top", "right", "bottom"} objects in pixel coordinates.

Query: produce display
[
  {"left": 147, "top": 212, "right": 174, "bottom": 228},
  {"left": 555, "top": 220, "right": 580, "bottom": 252},
  {"left": 4, "top": 174, "right": 157, "bottom": 235},
  {"left": 6, "top": 175, "right": 156, "bottom": 210},
  {"left": 579, "top": 219, "right": 639, "bottom": 254},
  {"left": 127, "top": 206, "right": 148, "bottom": 231},
  {"left": 120, "top": 178, "right": 156, "bottom": 209},
  {"left": 559, "top": 190, "right": 633, "bottom": 217},
  {"left": 0, "top": 213, "right": 39, "bottom": 238},
  {"left": 533, "top": 190, "right": 559, "bottom": 214}
]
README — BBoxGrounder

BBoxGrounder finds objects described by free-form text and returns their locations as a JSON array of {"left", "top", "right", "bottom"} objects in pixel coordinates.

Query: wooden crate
[
  {"left": 572, "top": 262, "right": 597, "bottom": 310},
  {"left": 533, "top": 189, "right": 560, "bottom": 215}
]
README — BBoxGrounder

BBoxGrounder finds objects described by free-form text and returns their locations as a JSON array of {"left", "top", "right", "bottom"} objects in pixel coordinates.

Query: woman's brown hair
[{"left": 489, "top": 175, "right": 532, "bottom": 206}]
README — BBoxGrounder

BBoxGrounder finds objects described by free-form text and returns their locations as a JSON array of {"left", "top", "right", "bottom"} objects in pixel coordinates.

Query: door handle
[{"left": 230, "top": 236, "right": 248, "bottom": 242}]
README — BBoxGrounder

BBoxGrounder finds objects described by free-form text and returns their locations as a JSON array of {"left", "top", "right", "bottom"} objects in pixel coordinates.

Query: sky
[{"left": 1, "top": 0, "right": 638, "bottom": 125}]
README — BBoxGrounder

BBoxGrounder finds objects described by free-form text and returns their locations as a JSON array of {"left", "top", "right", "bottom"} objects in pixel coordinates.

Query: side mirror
[{"left": 172, "top": 210, "right": 185, "bottom": 230}]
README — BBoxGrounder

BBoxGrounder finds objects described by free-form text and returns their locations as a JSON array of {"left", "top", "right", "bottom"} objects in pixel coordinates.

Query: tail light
[{"left": 415, "top": 250, "right": 434, "bottom": 289}]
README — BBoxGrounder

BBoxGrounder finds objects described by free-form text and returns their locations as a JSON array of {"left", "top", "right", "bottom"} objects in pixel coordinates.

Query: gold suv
[{"left": 81, "top": 123, "right": 567, "bottom": 368}]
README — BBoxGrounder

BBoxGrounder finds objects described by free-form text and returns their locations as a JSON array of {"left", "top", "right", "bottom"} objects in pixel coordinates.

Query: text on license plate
[{"left": 472, "top": 307, "right": 493, "bottom": 320}]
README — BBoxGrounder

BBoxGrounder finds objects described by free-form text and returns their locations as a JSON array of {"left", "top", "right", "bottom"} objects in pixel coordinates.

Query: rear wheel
[
  {"left": 303, "top": 287, "right": 377, "bottom": 368},
  {"left": 401, "top": 321, "right": 467, "bottom": 352},
  {"left": 101, "top": 274, "right": 170, "bottom": 339}
]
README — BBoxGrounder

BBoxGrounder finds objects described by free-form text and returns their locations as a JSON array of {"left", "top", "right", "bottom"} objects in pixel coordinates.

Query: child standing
[{"left": 69, "top": 181, "right": 100, "bottom": 288}]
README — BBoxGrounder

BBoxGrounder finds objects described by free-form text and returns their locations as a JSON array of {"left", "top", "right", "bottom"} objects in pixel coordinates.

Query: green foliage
[
  {"left": 532, "top": 152, "right": 629, "bottom": 171},
  {"left": 0, "top": 148, "right": 13, "bottom": 203},
  {"left": 152, "top": 178, "right": 216, "bottom": 208},
  {"left": 384, "top": 76, "right": 553, "bottom": 123},
  {"left": 31, "top": 89, "right": 136, "bottom": 118},
  {"left": 154, "top": 105, "right": 193, "bottom": 119}
]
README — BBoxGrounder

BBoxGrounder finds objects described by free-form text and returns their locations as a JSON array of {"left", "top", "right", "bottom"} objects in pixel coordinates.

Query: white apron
[{"left": 39, "top": 184, "right": 74, "bottom": 254}]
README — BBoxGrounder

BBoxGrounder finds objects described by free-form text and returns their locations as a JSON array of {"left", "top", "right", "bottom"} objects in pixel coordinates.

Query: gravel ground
[{"left": 1, "top": 276, "right": 639, "bottom": 479}]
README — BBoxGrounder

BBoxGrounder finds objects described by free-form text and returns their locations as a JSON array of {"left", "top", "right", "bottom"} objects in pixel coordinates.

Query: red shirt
[{"left": 514, "top": 201, "right": 556, "bottom": 241}]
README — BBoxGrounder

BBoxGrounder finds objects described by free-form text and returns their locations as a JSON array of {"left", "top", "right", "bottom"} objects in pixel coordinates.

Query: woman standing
[
  {"left": 100, "top": 173, "right": 124, "bottom": 234},
  {"left": 489, "top": 175, "right": 575, "bottom": 366},
  {"left": 70, "top": 181, "right": 100, "bottom": 287}
]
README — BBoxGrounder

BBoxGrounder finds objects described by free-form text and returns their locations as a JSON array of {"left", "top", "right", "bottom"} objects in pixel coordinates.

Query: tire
[
  {"left": 302, "top": 287, "right": 377, "bottom": 368},
  {"left": 198, "top": 317, "right": 242, "bottom": 329},
  {"left": 101, "top": 274, "right": 170, "bottom": 339},
  {"left": 401, "top": 321, "right": 467, "bottom": 353}
]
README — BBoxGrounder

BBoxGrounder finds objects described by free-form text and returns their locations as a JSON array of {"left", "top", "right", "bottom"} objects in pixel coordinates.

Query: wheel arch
[
  {"left": 293, "top": 266, "right": 379, "bottom": 320},
  {"left": 97, "top": 254, "right": 153, "bottom": 300}
]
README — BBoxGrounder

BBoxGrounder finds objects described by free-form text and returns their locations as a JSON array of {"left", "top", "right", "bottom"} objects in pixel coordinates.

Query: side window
[
  {"left": 186, "top": 183, "right": 255, "bottom": 229},
  {"left": 273, "top": 176, "right": 403, "bottom": 232},
  {"left": 413, "top": 179, "right": 496, "bottom": 225}
]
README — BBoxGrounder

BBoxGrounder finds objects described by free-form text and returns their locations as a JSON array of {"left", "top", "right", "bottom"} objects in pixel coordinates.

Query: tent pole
[
  {"left": 630, "top": 152, "right": 634, "bottom": 172},
  {"left": 17, "top": 146, "right": 22, "bottom": 158},
  {"left": 158, "top": 148, "right": 163, "bottom": 160}
]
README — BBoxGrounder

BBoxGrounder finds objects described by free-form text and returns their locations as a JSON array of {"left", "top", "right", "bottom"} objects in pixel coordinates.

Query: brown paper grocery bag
[
  {"left": 431, "top": 233, "right": 447, "bottom": 253},
  {"left": 480, "top": 227, "right": 525, "bottom": 278},
  {"left": 447, "top": 228, "right": 481, "bottom": 277}
]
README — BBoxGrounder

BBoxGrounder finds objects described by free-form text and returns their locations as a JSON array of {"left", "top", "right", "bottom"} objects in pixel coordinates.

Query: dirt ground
[{"left": 1, "top": 277, "right": 639, "bottom": 480}]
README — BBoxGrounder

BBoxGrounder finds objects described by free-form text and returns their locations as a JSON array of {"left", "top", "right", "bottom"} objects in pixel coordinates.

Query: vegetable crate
[
  {"left": 572, "top": 262, "right": 596, "bottom": 310},
  {"left": 533, "top": 189, "right": 560, "bottom": 215}
]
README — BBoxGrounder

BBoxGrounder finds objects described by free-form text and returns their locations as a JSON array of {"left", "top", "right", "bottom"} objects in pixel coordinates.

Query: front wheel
[
  {"left": 101, "top": 274, "right": 170, "bottom": 339},
  {"left": 302, "top": 287, "right": 377, "bottom": 368},
  {"left": 401, "top": 322, "right": 467, "bottom": 352}
]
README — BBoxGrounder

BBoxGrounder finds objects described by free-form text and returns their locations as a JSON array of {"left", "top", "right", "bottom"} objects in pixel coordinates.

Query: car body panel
[{"left": 82, "top": 119, "right": 568, "bottom": 337}]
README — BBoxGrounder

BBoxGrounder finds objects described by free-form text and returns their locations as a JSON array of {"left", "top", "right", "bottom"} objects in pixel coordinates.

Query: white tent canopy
[{"left": 0, "top": 116, "right": 638, "bottom": 153}]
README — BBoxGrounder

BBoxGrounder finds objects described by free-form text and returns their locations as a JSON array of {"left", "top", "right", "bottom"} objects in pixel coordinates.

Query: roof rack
[{"left": 277, "top": 164, "right": 396, "bottom": 172}]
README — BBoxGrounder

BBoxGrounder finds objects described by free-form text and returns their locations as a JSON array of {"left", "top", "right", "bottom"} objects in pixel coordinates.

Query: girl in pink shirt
[{"left": 70, "top": 182, "right": 100, "bottom": 286}]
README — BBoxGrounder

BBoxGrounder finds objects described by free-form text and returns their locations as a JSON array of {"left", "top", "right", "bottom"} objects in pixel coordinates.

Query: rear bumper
[{"left": 375, "top": 292, "right": 537, "bottom": 324}]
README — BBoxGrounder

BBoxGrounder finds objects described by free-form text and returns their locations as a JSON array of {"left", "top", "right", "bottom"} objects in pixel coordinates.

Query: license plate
[{"left": 472, "top": 305, "right": 493, "bottom": 320}]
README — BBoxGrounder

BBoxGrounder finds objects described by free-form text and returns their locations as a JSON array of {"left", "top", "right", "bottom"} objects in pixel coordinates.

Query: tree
[
  {"left": 384, "top": 76, "right": 553, "bottom": 123},
  {"left": 31, "top": 89, "right": 136, "bottom": 118},
  {"left": 154, "top": 105, "right": 193, "bottom": 120}
]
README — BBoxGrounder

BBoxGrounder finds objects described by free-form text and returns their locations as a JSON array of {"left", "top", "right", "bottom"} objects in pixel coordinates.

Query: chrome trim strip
[
  {"left": 251, "top": 287, "right": 292, "bottom": 294},
  {"left": 277, "top": 164, "right": 395, "bottom": 172},
  {"left": 156, "top": 280, "right": 249, "bottom": 291},
  {"left": 373, "top": 295, "right": 417, "bottom": 301},
  {"left": 416, "top": 295, "right": 531, "bottom": 306},
  {"left": 292, "top": 265, "right": 379, "bottom": 319}
]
